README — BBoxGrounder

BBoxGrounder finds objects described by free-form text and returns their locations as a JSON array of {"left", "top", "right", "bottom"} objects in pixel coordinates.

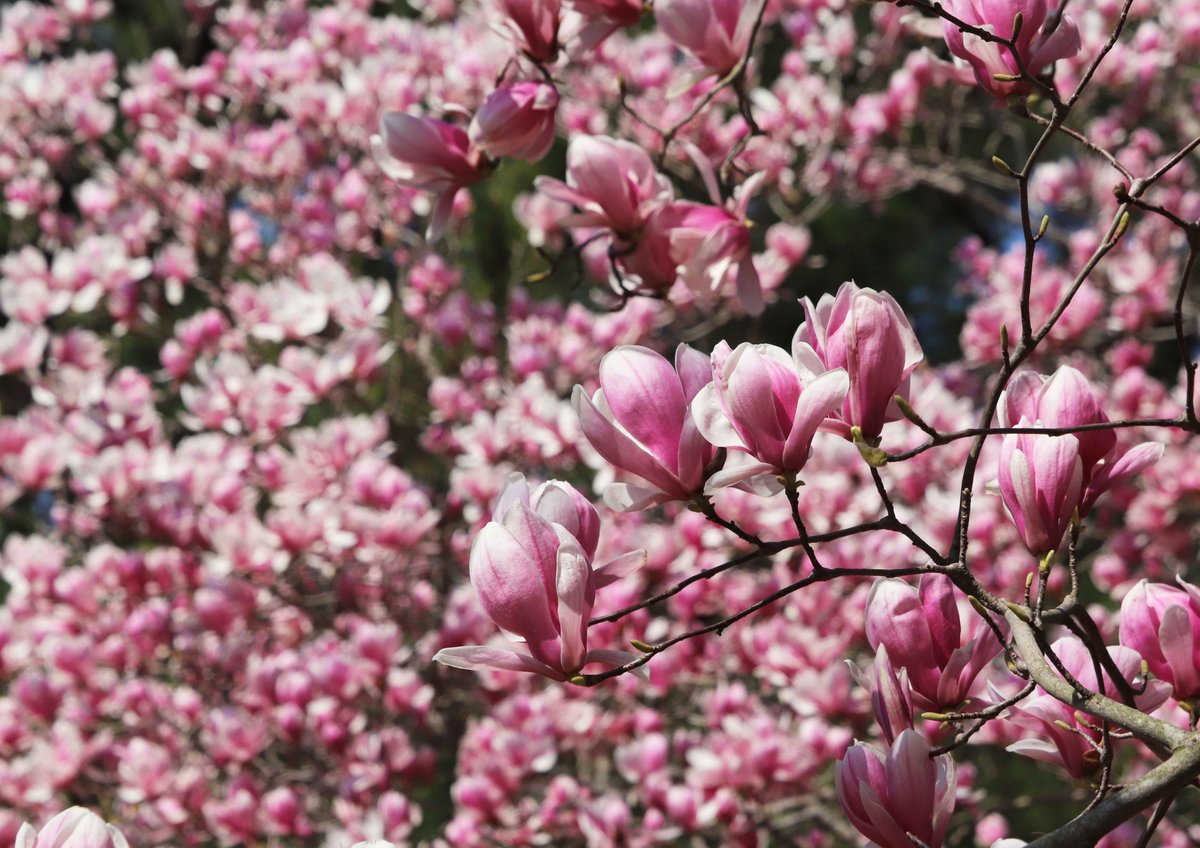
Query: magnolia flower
[
  {"left": 371, "top": 113, "right": 488, "bottom": 241},
  {"left": 573, "top": 344, "right": 715, "bottom": 511},
  {"left": 691, "top": 340, "right": 848, "bottom": 496},
  {"left": 562, "top": 0, "right": 643, "bottom": 52},
  {"left": 1120, "top": 578, "right": 1200, "bottom": 703},
  {"left": 865, "top": 575, "right": 1001, "bottom": 710},
  {"left": 433, "top": 476, "right": 644, "bottom": 680},
  {"left": 996, "top": 367, "right": 1163, "bottom": 555},
  {"left": 15, "top": 808, "right": 130, "bottom": 848},
  {"left": 469, "top": 81, "right": 559, "bottom": 162},
  {"left": 534, "top": 135, "right": 672, "bottom": 239},
  {"left": 1005, "top": 636, "right": 1170, "bottom": 778},
  {"left": 836, "top": 730, "right": 957, "bottom": 848},
  {"left": 656, "top": 0, "right": 756, "bottom": 77},
  {"left": 941, "top": 0, "right": 1081, "bottom": 100},
  {"left": 495, "top": 0, "right": 562, "bottom": 62},
  {"left": 796, "top": 280, "right": 924, "bottom": 442}
]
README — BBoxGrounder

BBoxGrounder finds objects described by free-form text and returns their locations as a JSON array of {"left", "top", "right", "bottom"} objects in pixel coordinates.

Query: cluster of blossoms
[{"left": 4, "top": 0, "right": 1200, "bottom": 845}]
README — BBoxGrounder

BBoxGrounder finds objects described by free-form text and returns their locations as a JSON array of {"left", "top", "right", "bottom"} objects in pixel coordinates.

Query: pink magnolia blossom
[
  {"left": 495, "top": 0, "right": 562, "bottom": 63},
  {"left": 434, "top": 476, "right": 643, "bottom": 680},
  {"left": 534, "top": 135, "right": 672, "bottom": 239},
  {"left": 573, "top": 344, "right": 715, "bottom": 511},
  {"left": 656, "top": 0, "right": 756, "bottom": 77},
  {"left": 999, "top": 366, "right": 1164, "bottom": 516},
  {"left": 849, "top": 644, "right": 915, "bottom": 745},
  {"left": 469, "top": 81, "right": 559, "bottom": 162},
  {"left": 996, "top": 425, "right": 1083, "bottom": 557},
  {"left": 372, "top": 113, "right": 488, "bottom": 241},
  {"left": 562, "top": 0, "right": 642, "bottom": 52},
  {"left": 15, "top": 808, "right": 130, "bottom": 848},
  {"left": 1119, "top": 578, "right": 1200, "bottom": 703},
  {"left": 796, "top": 280, "right": 924, "bottom": 442},
  {"left": 691, "top": 340, "right": 849, "bottom": 495},
  {"left": 1005, "top": 636, "right": 1170, "bottom": 778},
  {"left": 942, "top": 0, "right": 1081, "bottom": 100},
  {"left": 835, "top": 730, "right": 957, "bottom": 848},
  {"left": 865, "top": 575, "right": 1002, "bottom": 710},
  {"left": 996, "top": 367, "right": 1163, "bottom": 555}
]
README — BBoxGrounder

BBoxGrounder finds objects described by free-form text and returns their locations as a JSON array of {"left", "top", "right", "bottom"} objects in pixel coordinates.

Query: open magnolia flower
[
  {"left": 371, "top": 113, "right": 489, "bottom": 242},
  {"left": 996, "top": 366, "right": 1163, "bottom": 556},
  {"left": 573, "top": 344, "right": 715, "bottom": 511},
  {"left": 433, "top": 475, "right": 645, "bottom": 680},
  {"left": 691, "top": 340, "right": 848, "bottom": 496}
]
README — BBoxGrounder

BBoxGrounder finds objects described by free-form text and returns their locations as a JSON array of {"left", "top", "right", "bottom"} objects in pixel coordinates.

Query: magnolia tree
[{"left": 2, "top": 0, "right": 1200, "bottom": 845}]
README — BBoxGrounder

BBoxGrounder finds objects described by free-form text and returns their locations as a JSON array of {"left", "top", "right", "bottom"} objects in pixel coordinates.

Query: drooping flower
[
  {"left": 562, "top": 0, "right": 643, "bottom": 53},
  {"left": 691, "top": 340, "right": 848, "bottom": 495},
  {"left": 796, "top": 280, "right": 924, "bottom": 442},
  {"left": 999, "top": 366, "right": 1164, "bottom": 517},
  {"left": 573, "top": 344, "right": 715, "bottom": 511},
  {"left": 997, "top": 424, "right": 1083, "bottom": 557},
  {"left": 996, "top": 367, "right": 1164, "bottom": 555},
  {"left": 941, "top": 0, "right": 1081, "bottom": 100},
  {"left": 836, "top": 730, "right": 957, "bottom": 848},
  {"left": 495, "top": 0, "right": 563, "bottom": 63},
  {"left": 371, "top": 113, "right": 488, "bottom": 241}
]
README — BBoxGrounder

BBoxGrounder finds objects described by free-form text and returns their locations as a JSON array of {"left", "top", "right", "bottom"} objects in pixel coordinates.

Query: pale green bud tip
[
  {"left": 855, "top": 442, "right": 889, "bottom": 467},
  {"left": 1005, "top": 602, "right": 1032, "bottom": 622},
  {"left": 991, "top": 156, "right": 1017, "bottom": 177},
  {"left": 1115, "top": 211, "right": 1130, "bottom": 239},
  {"left": 569, "top": 675, "right": 588, "bottom": 686},
  {"left": 630, "top": 639, "right": 655, "bottom": 653}
]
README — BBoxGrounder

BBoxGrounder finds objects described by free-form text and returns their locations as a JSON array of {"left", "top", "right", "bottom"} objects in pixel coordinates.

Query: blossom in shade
[
  {"left": 865, "top": 575, "right": 1002, "bottom": 711},
  {"left": 1119, "top": 578, "right": 1200, "bottom": 703},
  {"left": 835, "top": 730, "right": 957, "bottom": 848},
  {"left": 372, "top": 113, "right": 488, "bottom": 241},
  {"left": 469, "top": 81, "right": 559, "bottom": 162},
  {"left": 1004, "top": 636, "right": 1170, "bottom": 778},
  {"left": 796, "top": 280, "right": 924, "bottom": 442},
  {"left": 691, "top": 340, "right": 848, "bottom": 496},
  {"left": 941, "top": 0, "right": 1081, "bottom": 100},
  {"left": 573, "top": 344, "right": 715, "bottom": 511}
]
